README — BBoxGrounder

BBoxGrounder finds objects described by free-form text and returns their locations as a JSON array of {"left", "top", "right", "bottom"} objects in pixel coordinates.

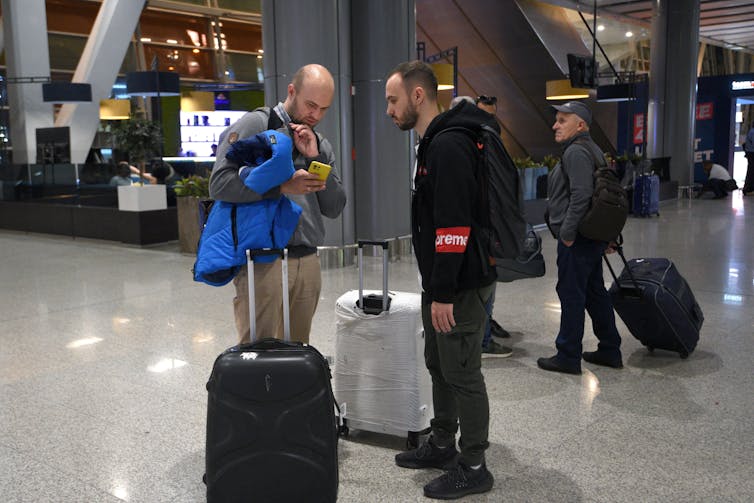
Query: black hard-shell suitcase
[
  {"left": 604, "top": 248, "right": 703, "bottom": 358},
  {"left": 205, "top": 249, "right": 339, "bottom": 503}
]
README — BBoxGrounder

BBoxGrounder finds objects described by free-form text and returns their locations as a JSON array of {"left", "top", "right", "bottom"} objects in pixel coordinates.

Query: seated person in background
[
  {"left": 122, "top": 161, "right": 156, "bottom": 184},
  {"left": 150, "top": 159, "right": 179, "bottom": 185},
  {"left": 699, "top": 161, "right": 736, "bottom": 199},
  {"left": 110, "top": 162, "right": 133, "bottom": 186}
]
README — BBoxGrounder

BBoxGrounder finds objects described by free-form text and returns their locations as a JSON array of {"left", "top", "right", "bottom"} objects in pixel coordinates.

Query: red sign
[
  {"left": 696, "top": 102, "right": 714, "bottom": 120},
  {"left": 633, "top": 113, "right": 645, "bottom": 145}
]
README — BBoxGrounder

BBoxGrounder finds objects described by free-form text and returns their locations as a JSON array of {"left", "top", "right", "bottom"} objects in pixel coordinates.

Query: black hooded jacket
[{"left": 413, "top": 101, "right": 497, "bottom": 303}]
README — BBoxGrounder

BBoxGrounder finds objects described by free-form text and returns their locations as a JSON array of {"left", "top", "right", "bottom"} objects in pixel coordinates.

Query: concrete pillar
[
  {"left": 647, "top": 0, "right": 700, "bottom": 185},
  {"left": 262, "top": 0, "right": 353, "bottom": 246},
  {"left": 55, "top": 0, "right": 147, "bottom": 164},
  {"left": 351, "top": 0, "right": 415, "bottom": 241},
  {"left": 262, "top": 0, "right": 415, "bottom": 244},
  {"left": 2, "top": 0, "right": 53, "bottom": 164}
]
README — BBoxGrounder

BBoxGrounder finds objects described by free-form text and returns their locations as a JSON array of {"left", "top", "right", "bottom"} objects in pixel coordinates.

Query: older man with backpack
[{"left": 539, "top": 101, "right": 625, "bottom": 375}]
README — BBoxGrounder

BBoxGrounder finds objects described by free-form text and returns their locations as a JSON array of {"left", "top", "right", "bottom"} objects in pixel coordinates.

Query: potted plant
[
  {"left": 514, "top": 156, "right": 547, "bottom": 200},
  {"left": 541, "top": 154, "right": 559, "bottom": 171},
  {"left": 112, "top": 115, "right": 167, "bottom": 211},
  {"left": 174, "top": 175, "right": 211, "bottom": 253}
]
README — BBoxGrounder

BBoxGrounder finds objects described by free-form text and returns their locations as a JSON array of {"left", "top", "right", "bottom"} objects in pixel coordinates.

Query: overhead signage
[{"left": 731, "top": 80, "right": 754, "bottom": 91}]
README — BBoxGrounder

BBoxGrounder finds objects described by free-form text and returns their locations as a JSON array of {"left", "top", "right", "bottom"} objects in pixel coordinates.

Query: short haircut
[{"left": 388, "top": 60, "right": 438, "bottom": 101}]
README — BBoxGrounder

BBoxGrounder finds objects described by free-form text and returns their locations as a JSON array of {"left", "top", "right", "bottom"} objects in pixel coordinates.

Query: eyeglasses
[{"left": 476, "top": 95, "right": 497, "bottom": 106}]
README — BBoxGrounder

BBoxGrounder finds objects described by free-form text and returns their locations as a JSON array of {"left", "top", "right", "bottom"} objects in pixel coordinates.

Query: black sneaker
[
  {"left": 489, "top": 319, "right": 511, "bottom": 338},
  {"left": 482, "top": 339, "right": 513, "bottom": 358},
  {"left": 582, "top": 350, "right": 623, "bottom": 368},
  {"left": 423, "top": 462, "right": 494, "bottom": 500},
  {"left": 395, "top": 436, "right": 458, "bottom": 470}
]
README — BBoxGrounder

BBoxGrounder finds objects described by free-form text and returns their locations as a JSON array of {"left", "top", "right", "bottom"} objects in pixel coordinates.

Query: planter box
[
  {"left": 177, "top": 196, "right": 211, "bottom": 253},
  {"left": 117, "top": 184, "right": 167, "bottom": 212},
  {"left": 518, "top": 166, "right": 549, "bottom": 200}
]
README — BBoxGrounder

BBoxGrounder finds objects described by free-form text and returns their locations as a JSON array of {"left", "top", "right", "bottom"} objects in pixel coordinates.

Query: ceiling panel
[{"left": 543, "top": 0, "right": 754, "bottom": 52}]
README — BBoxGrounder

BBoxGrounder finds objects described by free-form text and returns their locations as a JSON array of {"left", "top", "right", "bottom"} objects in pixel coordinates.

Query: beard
[
  {"left": 395, "top": 104, "right": 419, "bottom": 131},
  {"left": 288, "top": 95, "right": 315, "bottom": 127}
]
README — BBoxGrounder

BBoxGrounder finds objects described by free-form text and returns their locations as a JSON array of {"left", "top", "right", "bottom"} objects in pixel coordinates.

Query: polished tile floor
[{"left": 1, "top": 193, "right": 753, "bottom": 503}]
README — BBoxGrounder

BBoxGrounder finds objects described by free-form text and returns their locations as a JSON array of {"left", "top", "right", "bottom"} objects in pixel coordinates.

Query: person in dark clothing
[
  {"left": 449, "top": 95, "right": 513, "bottom": 358},
  {"left": 386, "top": 60, "right": 495, "bottom": 500},
  {"left": 742, "top": 124, "right": 754, "bottom": 196},
  {"left": 538, "top": 101, "right": 622, "bottom": 375}
]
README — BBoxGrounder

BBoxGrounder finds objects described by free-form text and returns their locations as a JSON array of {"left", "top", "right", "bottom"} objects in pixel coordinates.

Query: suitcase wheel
[
  {"left": 406, "top": 431, "right": 420, "bottom": 450},
  {"left": 647, "top": 346, "right": 655, "bottom": 353},
  {"left": 679, "top": 351, "right": 689, "bottom": 359},
  {"left": 406, "top": 427, "right": 431, "bottom": 450},
  {"left": 338, "top": 423, "right": 349, "bottom": 438}
]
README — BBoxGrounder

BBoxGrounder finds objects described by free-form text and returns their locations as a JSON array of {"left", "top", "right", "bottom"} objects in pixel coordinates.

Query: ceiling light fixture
[{"left": 545, "top": 79, "right": 591, "bottom": 100}]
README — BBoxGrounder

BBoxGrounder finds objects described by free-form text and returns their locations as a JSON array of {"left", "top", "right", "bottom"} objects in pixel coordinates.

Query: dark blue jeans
[{"left": 554, "top": 236, "right": 621, "bottom": 367}]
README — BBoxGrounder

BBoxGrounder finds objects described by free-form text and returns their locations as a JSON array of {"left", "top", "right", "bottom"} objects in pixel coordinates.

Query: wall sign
[{"left": 633, "top": 113, "right": 645, "bottom": 145}]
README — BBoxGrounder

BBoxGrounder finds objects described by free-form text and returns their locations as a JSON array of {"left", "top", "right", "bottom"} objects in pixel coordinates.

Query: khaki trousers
[{"left": 232, "top": 253, "right": 321, "bottom": 344}]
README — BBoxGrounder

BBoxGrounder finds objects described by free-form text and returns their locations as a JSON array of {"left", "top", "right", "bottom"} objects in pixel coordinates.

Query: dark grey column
[
  {"left": 262, "top": 0, "right": 415, "bottom": 244},
  {"left": 2, "top": 0, "right": 54, "bottom": 164},
  {"left": 647, "top": 0, "right": 700, "bottom": 185},
  {"left": 351, "top": 0, "right": 415, "bottom": 240},
  {"left": 262, "top": 0, "right": 353, "bottom": 246}
]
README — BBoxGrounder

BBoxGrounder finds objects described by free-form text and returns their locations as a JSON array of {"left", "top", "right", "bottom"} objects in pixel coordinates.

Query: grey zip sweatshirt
[
  {"left": 209, "top": 104, "right": 346, "bottom": 248},
  {"left": 546, "top": 132, "right": 601, "bottom": 242}
]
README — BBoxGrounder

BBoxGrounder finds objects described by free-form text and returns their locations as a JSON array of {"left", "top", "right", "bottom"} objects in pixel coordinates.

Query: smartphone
[{"left": 308, "top": 161, "right": 332, "bottom": 181}]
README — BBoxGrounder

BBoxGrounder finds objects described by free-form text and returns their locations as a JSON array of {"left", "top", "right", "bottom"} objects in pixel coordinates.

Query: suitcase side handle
[
  {"left": 356, "top": 240, "right": 390, "bottom": 314},
  {"left": 246, "top": 248, "right": 290, "bottom": 343}
]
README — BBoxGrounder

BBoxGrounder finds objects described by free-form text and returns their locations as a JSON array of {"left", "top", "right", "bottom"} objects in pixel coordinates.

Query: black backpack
[
  {"left": 567, "top": 138, "right": 629, "bottom": 242},
  {"left": 436, "top": 124, "right": 545, "bottom": 282}
]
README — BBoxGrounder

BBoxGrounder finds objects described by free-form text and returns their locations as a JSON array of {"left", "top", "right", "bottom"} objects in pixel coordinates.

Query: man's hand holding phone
[
  {"left": 308, "top": 161, "right": 331, "bottom": 181},
  {"left": 280, "top": 166, "right": 326, "bottom": 195}
]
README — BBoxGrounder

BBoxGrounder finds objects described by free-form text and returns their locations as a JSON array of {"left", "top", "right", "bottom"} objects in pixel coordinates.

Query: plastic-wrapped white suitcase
[{"left": 334, "top": 240, "right": 433, "bottom": 448}]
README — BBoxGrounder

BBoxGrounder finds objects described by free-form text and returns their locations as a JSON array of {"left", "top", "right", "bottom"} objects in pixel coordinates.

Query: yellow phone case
[{"left": 308, "top": 161, "right": 332, "bottom": 181}]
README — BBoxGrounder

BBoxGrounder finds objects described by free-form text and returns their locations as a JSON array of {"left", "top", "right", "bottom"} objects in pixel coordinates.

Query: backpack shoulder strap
[
  {"left": 249, "top": 106, "right": 279, "bottom": 130},
  {"left": 571, "top": 136, "right": 607, "bottom": 169}
]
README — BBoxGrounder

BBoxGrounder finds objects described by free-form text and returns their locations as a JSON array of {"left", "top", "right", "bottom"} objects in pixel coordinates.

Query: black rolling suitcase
[
  {"left": 205, "top": 249, "right": 339, "bottom": 503},
  {"left": 604, "top": 247, "right": 703, "bottom": 359}
]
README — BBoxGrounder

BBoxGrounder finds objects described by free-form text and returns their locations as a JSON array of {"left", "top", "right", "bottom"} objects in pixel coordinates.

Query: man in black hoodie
[{"left": 385, "top": 60, "right": 496, "bottom": 500}]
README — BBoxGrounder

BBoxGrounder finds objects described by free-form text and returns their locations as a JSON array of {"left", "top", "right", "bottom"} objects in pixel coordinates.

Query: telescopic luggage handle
[
  {"left": 246, "top": 248, "right": 290, "bottom": 342},
  {"left": 602, "top": 234, "right": 642, "bottom": 296},
  {"left": 357, "top": 240, "right": 391, "bottom": 314}
]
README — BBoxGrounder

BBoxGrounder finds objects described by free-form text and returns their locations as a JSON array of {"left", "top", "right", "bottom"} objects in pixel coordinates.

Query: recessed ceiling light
[
  {"left": 625, "top": 31, "right": 634, "bottom": 38},
  {"left": 597, "top": 24, "right": 605, "bottom": 32}
]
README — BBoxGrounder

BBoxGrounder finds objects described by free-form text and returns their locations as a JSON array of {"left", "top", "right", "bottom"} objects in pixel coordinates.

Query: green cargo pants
[{"left": 422, "top": 283, "right": 494, "bottom": 467}]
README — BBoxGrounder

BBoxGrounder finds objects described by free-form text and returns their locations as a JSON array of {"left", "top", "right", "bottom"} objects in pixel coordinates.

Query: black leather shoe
[
  {"left": 395, "top": 436, "right": 458, "bottom": 470},
  {"left": 582, "top": 351, "right": 623, "bottom": 368},
  {"left": 537, "top": 356, "right": 581, "bottom": 375}
]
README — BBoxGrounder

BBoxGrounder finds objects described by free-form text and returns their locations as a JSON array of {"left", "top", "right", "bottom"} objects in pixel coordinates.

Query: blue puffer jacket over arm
[{"left": 193, "top": 130, "right": 302, "bottom": 286}]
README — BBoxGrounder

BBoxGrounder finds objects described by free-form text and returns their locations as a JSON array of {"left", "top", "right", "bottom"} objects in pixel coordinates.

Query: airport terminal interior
[
  {"left": 1, "top": 0, "right": 754, "bottom": 502},
  {"left": 2, "top": 195, "right": 753, "bottom": 502}
]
